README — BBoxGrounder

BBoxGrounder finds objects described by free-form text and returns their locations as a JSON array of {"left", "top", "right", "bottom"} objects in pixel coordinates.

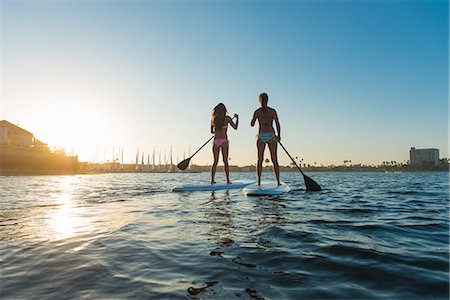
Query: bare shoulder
[
  {"left": 268, "top": 107, "right": 277, "bottom": 116},
  {"left": 253, "top": 108, "right": 263, "bottom": 116}
]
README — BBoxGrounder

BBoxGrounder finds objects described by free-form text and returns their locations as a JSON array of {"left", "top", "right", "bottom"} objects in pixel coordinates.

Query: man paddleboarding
[
  {"left": 251, "top": 93, "right": 281, "bottom": 186},
  {"left": 210, "top": 103, "right": 238, "bottom": 184}
]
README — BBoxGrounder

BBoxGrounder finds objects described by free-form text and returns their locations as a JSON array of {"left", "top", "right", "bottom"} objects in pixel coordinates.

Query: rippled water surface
[{"left": 1, "top": 172, "right": 449, "bottom": 299}]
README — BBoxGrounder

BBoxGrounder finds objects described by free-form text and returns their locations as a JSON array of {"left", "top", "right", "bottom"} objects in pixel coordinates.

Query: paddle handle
[
  {"left": 279, "top": 142, "right": 305, "bottom": 176},
  {"left": 188, "top": 116, "right": 236, "bottom": 160}
]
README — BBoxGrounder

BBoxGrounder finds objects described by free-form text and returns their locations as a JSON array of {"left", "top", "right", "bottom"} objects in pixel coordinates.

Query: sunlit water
[{"left": 1, "top": 172, "right": 448, "bottom": 299}]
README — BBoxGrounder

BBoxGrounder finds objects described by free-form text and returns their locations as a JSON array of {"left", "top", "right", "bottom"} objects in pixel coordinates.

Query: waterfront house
[
  {"left": 0, "top": 120, "right": 36, "bottom": 147},
  {"left": 0, "top": 120, "right": 78, "bottom": 175}
]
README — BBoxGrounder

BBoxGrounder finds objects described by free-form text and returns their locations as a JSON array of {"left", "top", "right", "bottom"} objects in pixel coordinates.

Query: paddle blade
[
  {"left": 177, "top": 158, "right": 191, "bottom": 170},
  {"left": 303, "top": 175, "right": 322, "bottom": 191}
]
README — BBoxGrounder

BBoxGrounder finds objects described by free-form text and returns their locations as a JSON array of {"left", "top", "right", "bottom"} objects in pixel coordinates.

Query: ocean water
[{"left": 0, "top": 172, "right": 448, "bottom": 299}]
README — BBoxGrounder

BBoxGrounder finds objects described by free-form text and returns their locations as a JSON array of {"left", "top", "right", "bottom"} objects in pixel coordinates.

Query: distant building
[
  {"left": 409, "top": 147, "right": 439, "bottom": 165},
  {"left": 0, "top": 120, "right": 36, "bottom": 147},
  {"left": 0, "top": 120, "right": 78, "bottom": 175}
]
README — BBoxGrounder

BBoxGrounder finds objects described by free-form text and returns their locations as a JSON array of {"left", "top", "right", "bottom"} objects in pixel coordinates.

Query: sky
[{"left": 0, "top": 0, "right": 448, "bottom": 167}]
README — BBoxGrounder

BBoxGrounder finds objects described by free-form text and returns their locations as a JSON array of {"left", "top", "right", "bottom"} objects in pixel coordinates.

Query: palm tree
[{"left": 290, "top": 156, "right": 299, "bottom": 168}]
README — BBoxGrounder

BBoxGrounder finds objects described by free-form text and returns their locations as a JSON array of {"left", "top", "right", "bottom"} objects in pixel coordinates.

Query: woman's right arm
[{"left": 230, "top": 114, "right": 239, "bottom": 130}]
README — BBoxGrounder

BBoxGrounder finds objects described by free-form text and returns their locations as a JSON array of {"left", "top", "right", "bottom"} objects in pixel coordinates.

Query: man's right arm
[{"left": 250, "top": 111, "right": 257, "bottom": 127}]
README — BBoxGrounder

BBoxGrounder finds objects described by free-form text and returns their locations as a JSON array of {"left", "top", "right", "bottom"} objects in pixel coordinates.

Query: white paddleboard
[
  {"left": 172, "top": 180, "right": 254, "bottom": 192},
  {"left": 242, "top": 181, "right": 290, "bottom": 196}
]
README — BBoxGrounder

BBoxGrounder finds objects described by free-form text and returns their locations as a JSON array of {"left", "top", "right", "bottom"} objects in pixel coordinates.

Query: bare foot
[
  {"left": 211, "top": 181, "right": 216, "bottom": 185},
  {"left": 227, "top": 181, "right": 232, "bottom": 184}
]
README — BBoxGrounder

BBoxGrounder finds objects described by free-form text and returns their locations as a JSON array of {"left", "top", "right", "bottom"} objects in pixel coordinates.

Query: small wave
[
  {"left": 334, "top": 207, "right": 378, "bottom": 214},
  {"left": 400, "top": 222, "right": 448, "bottom": 231},
  {"left": 321, "top": 244, "right": 394, "bottom": 261},
  {"left": 403, "top": 255, "right": 449, "bottom": 272},
  {"left": 388, "top": 190, "right": 418, "bottom": 195},
  {"left": 310, "top": 219, "right": 353, "bottom": 226},
  {"left": 355, "top": 223, "right": 394, "bottom": 231},
  {"left": 37, "top": 203, "right": 63, "bottom": 208},
  {"left": 388, "top": 190, "right": 444, "bottom": 198}
]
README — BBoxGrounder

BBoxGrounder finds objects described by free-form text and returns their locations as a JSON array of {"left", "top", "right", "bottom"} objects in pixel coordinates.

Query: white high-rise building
[{"left": 409, "top": 147, "right": 439, "bottom": 165}]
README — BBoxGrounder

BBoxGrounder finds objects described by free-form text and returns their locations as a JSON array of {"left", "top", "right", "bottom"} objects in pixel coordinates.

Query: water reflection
[
  {"left": 43, "top": 176, "right": 86, "bottom": 240},
  {"left": 46, "top": 195, "right": 78, "bottom": 239},
  {"left": 205, "top": 191, "right": 235, "bottom": 247},
  {"left": 250, "top": 196, "right": 288, "bottom": 250},
  {"left": 253, "top": 196, "right": 287, "bottom": 228}
]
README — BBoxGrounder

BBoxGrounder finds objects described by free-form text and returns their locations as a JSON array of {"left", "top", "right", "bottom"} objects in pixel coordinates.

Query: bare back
[
  {"left": 251, "top": 107, "right": 280, "bottom": 135},
  {"left": 251, "top": 103, "right": 281, "bottom": 186},
  {"left": 211, "top": 116, "right": 238, "bottom": 139}
]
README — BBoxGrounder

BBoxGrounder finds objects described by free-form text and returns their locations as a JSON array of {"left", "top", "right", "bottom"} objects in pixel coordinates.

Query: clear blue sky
[{"left": 1, "top": 0, "right": 448, "bottom": 166}]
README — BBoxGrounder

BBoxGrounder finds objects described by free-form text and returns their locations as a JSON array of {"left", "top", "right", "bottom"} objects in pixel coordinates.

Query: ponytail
[
  {"left": 212, "top": 103, "right": 227, "bottom": 129},
  {"left": 259, "top": 93, "right": 268, "bottom": 112}
]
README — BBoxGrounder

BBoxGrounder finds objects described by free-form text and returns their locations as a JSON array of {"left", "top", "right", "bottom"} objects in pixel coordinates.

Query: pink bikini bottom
[{"left": 213, "top": 138, "right": 228, "bottom": 147}]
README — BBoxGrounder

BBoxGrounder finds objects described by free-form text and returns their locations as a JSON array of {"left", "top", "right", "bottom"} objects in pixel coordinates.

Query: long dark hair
[
  {"left": 259, "top": 93, "right": 268, "bottom": 111},
  {"left": 212, "top": 103, "right": 227, "bottom": 129}
]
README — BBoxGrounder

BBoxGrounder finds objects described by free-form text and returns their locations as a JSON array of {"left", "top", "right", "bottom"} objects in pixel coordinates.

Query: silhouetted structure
[{"left": 0, "top": 120, "right": 78, "bottom": 175}]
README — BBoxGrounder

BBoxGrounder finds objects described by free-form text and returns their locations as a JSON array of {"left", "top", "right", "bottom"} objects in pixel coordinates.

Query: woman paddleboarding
[
  {"left": 211, "top": 103, "right": 238, "bottom": 184},
  {"left": 251, "top": 92, "right": 281, "bottom": 186}
]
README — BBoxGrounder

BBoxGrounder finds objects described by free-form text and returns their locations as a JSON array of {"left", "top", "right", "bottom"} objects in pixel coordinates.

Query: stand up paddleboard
[
  {"left": 242, "top": 181, "right": 290, "bottom": 196},
  {"left": 172, "top": 180, "right": 254, "bottom": 192}
]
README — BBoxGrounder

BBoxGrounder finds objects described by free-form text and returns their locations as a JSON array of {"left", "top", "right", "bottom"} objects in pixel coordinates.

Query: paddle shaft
[
  {"left": 278, "top": 142, "right": 305, "bottom": 176},
  {"left": 279, "top": 141, "right": 322, "bottom": 191},
  {"left": 190, "top": 136, "right": 214, "bottom": 159}
]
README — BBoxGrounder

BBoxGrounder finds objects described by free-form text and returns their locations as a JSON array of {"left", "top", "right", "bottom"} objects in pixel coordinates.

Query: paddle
[
  {"left": 177, "top": 116, "right": 237, "bottom": 170},
  {"left": 278, "top": 142, "right": 322, "bottom": 191},
  {"left": 177, "top": 136, "right": 214, "bottom": 170}
]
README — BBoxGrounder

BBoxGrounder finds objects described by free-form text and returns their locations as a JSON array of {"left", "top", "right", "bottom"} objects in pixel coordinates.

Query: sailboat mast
[
  {"left": 152, "top": 147, "right": 155, "bottom": 171},
  {"left": 170, "top": 146, "right": 173, "bottom": 172},
  {"left": 136, "top": 148, "right": 139, "bottom": 170},
  {"left": 158, "top": 151, "right": 161, "bottom": 171}
]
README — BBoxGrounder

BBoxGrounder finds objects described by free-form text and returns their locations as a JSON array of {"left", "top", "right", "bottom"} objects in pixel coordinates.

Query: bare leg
[
  {"left": 268, "top": 141, "right": 280, "bottom": 186},
  {"left": 256, "top": 139, "right": 266, "bottom": 185},
  {"left": 221, "top": 142, "right": 231, "bottom": 183},
  {"left": 211, "top": 145, "right": 220, "bottom": 184}
]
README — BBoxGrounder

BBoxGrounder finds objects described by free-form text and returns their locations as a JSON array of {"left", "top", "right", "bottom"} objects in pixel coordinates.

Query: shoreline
[{"left": 1, "top": 165, "right": 448, "bottom": 176}]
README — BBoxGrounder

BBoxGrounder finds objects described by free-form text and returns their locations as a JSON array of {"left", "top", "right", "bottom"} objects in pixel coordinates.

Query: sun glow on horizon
[{"left": 28, "top": 102, "right": 115, "bottom": 161}]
